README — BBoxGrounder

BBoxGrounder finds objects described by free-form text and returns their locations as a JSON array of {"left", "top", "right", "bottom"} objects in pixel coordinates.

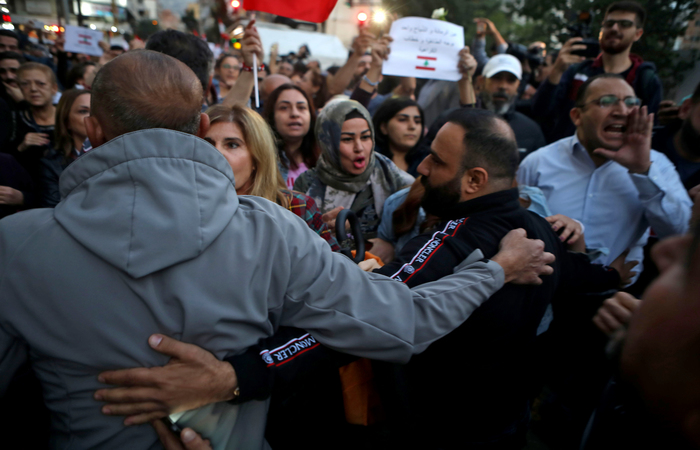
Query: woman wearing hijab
[{"left": 294, "top": 99, "right": 414, "bottom": 240}]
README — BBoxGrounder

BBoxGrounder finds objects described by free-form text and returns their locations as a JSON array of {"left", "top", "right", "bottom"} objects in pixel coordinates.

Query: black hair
[
  {"left": 344, "top": 109, "right": 365, "bottom": 121},
  {"left": 445, "top": 108, "right": 519, "bottom": 181},
  {"left": 215, "top": 53, "right": 240, "bottom": 70},
  {"left": 372, "top": 96, "right": 425, "bottom": 160},
  {"left": 66, "top": 62, "right": 95, "bottom": 89},
  {"left": 146, "top": 30, "right": 213, "bottom": 95},
  {"left": 292, "top": 61, "right": 307, "bottom": 76},
  {"left": 605, "top": 1, "right": 647, "bottom": 28},
  {"left": 0, "top": 51, "right": 25, "bottom": 64},
  {"left": 575, "top": 73, "right": 626, "bottom": 107},
  {"left": 0, "top": 30, "right": 19, "bottom": 41}
]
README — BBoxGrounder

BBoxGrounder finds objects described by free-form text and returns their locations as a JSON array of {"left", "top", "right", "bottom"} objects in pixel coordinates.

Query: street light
[{"left": 374, "top": 10, "right": 387, "bottom": 24}]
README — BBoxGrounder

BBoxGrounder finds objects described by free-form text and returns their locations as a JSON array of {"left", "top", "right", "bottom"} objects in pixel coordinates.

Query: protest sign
[
  {"left": 382, "top": 17, "right": 464, "bottom": 81},
  {"left": 63, "top": 25, "right": 104, "bottom": 57}
]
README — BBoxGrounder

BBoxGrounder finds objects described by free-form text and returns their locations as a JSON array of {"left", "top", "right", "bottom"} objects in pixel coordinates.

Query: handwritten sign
[
  {"left": 64, "top": 25, "right": 104, "bottom": 57},
  {"left": 382, "top": 17, "right": 464, "bottom": 81}
]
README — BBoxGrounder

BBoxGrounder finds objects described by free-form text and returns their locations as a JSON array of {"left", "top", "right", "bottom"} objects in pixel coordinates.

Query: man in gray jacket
[{"left": 0, "top": 50, "right": 552, "bottom": 449}]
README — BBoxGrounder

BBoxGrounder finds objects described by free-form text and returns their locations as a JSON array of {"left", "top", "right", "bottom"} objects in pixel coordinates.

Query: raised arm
[
  {"left": 220, "top": 20, "right": 263, "bottom": 108},
  {"left": 457, "top": 47, "right": 478, "bottom": 106},
  {"left": 326, "top": 30, "right": 374, "bottom": 96}
]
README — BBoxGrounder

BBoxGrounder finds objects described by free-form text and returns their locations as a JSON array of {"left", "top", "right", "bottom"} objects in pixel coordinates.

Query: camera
[
  {"left": 567, "top": 10, "right": 600, "bottom": 59},
  {"left": 506, "top": 43, "right": 545, "bottom": 70}
]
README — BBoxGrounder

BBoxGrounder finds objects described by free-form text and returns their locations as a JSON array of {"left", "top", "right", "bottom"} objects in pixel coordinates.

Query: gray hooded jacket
[{"left": 0, "top": 129, "right": 504, "bottom": 449}]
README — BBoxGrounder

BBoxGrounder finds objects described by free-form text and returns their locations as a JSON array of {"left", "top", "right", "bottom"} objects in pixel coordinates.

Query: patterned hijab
[
  {"left": 314, "top": 99, "right": 377, "bottom": 193},
  {"left": 312, "top": 99, "right": 414, "bottom": 225}
]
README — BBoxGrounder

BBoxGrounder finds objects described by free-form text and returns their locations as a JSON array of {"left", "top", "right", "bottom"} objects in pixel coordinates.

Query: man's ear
[
  {"left": 633, "top": 27, "right": 644, "bottom": 43},
  {"left": 197, "top": 113, "right": 210, "bottom": 139},
  {"left": 85, "top": 116, "right": 106, "bottom": 148},
  {"left": 570, "top": 107, "right": 582, "bottom": 127},
  {"left": 462, "top": 167, "right": 489, "bottom": 196},
  {"left": 679, "top": 98, "right": 693, "bottom": 121}
]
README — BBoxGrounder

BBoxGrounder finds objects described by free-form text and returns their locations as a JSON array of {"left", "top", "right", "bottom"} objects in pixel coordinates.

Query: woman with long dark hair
[
  {"left": 212, "top": 53, "right": 241, "bottom": 102},
  {"left": 372, "top": 97, "right": 429, "bottom": 177},
  {"left": 263, "top": 83, "right": 320, "bottom": 189},
  {"left": 40, "top": 89, "right": 90, "bottom": 207}
]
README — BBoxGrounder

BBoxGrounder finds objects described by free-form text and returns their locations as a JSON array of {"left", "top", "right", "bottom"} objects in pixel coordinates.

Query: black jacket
[
  {"left": 502, "top": 104, "right": 547, "bottom": 160},
  {"left": 374, "top": 189, "right": 619, "bottom": 447}
]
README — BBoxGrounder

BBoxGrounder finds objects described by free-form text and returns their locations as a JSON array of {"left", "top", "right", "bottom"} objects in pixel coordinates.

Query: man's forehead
[
  {"left": 0, "top": 59, "right": 19, "bottom": 68},
  {"left": 0, "top": 36, "right": 17, "bottom": 43},
  {"left": 432, "top": 122, "right": 465, "bottom": 158},
  {"left": 586, "top": 77, "right": 634, "bottom": 100},
  {"left": 605, "top": 10, "right": 637, "bottom": 20}
]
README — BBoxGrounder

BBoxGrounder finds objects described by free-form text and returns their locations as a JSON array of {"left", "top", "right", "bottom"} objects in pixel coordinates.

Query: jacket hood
[{"left": 54, "top": 128, "right": 238, "bottom": 278}]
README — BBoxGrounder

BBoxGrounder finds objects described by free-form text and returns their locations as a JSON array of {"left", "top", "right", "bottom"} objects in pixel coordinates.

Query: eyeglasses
[
  {"left": 577, "top": 95, "right": 642, "bottom": 109},
  {"left": 602, "top": 19, "right": 636, "bottom": 29},
  {"left": 222, "top": 64, "right": 240, "bottom": 70}
]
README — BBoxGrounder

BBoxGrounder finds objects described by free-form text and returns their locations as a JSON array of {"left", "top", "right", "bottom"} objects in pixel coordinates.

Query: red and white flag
[
  {"left": 416, "top": 56, "right": 437, "bottom": 71},
  {"left": 243, "top": 0, "right": 338, "bottom": 23}
]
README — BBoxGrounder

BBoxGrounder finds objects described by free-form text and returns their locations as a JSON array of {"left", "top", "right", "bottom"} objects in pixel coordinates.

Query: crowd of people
[{"left": 1, "top": 1, "right": 700, "bottom": 449}]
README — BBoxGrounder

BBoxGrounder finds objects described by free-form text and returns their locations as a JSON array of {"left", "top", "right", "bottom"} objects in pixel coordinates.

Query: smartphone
[
  {"left": 476, "top": 22, "right": 486, "bottom": 35},
  {"left": 571, "top": 39, "right": 600, "bottom": 59}
]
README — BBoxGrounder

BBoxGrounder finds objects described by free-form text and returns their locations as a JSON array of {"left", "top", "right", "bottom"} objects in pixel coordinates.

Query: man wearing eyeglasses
[
  {"left": 518, "top": 73, "right": 690, "bottom": 443},
  {"left": 519, "top": 73, "right": 690, "bottom": 284},
  {"left": 531, "top": 1, "right": 662, "bottom": 143}
]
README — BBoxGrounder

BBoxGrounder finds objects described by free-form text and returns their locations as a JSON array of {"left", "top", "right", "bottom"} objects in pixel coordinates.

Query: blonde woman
[{"left": 204, "top": 104, "right": 339, "bottom": 250}]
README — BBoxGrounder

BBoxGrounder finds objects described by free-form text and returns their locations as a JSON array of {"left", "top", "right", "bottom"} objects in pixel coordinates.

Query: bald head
[
  {"left": 90, "top": 50, "right": 203, "bottom": 140},
  {"left": 261, "top": 74, "right": 291, "bottom": 102}
]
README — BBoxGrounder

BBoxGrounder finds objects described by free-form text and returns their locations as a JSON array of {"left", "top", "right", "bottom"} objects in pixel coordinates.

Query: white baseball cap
[{"left": 482, "top": 54, "right": 522, "bottom": 80}]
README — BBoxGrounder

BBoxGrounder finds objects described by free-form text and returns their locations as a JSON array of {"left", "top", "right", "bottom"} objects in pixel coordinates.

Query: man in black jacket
[{"left": 370, "top": 108, "right": 621, "bottom": 449}]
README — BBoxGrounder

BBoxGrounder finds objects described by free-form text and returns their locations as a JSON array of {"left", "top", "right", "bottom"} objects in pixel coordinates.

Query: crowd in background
[{"left": 2, "top": 1, "right": 700, "bottom": 449}]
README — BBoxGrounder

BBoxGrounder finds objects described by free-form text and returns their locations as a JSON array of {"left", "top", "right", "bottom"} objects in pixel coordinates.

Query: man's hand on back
[
  {"left": 95, "top": 335, "right": 238, "bottom": 425},
  {"left": 491, "top": 228, "right": 555, "bottom": 285}
]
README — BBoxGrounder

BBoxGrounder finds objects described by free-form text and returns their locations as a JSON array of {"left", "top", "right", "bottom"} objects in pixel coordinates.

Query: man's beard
[
  {"left": 680, "top": 119, "right": 700, "bottom": 161},
  {"left": 600, "top": 31, "right": 632, "bottom": 55},
  {"left": 420, "top": 174, "right": 462, "bottom": 218},
  {"left": 480, "top": 90, "right": 513, "bottom": 116}
]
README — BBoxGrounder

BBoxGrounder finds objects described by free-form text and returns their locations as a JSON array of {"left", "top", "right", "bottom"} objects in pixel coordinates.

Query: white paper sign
[
  {"left": 63, "top": 25, "right": 104, "bottom": 57},
  {"left": 382, "top": 17, "right": 464, "bottom": 81}
]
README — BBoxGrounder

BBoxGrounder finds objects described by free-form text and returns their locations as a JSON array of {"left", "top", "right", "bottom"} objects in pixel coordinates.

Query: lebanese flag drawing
[
  {"left": 244, "top": 0, "right": 338, "bottom": 23},
  {"left": 416, "top": 55, "right": 437, "bottom": 71}
]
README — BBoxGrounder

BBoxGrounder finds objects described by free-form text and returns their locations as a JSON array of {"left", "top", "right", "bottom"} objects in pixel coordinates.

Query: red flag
[{"left": 243, "top": 0, "right": 338, "bottom": 23}]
